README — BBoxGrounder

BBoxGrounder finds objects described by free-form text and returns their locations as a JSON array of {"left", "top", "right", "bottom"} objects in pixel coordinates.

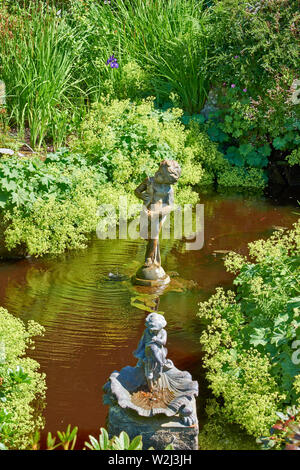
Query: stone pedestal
[
  {"left": 133, "top": 264, "right": 170, "bottom": 287},
  {"left": 107, "top": 398, "right": 199, "bottom": 450}
]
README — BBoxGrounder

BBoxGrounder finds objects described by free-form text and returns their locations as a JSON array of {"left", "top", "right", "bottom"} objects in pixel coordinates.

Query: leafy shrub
[
  {"left": 217, "top": 167, "right": 266, "bottom": 191},
  {"left": 198, "top": 400, "right": 259, "bottom": 450},
  {"left": 204, "top": 0, "right": 299, "bottom": 172},
  {"left": 0, "top": 152, "right": 104, "bottom": 211},
  {"left": 71, "top": 97, "right": 223, "bottom": 199},
  {"left": 181, "top": 111, "right": 269, "bottom": 190},
  {"left": 190, "top": 84, "right": 299, "bottom": 187},
  {"left": 208, "top": 0, "right": 299, "bottom": 95},
  {"left": 198, "top": 220, "right": 300, "bottom": 438},
  {"left": 0, "top": 128, "right": 220, "bottom": 257},
  {"left": 0, "top": 151, "right": 108, "bottom": 256},
  {"left": 286, "top": 148, "right": 300, "bottom": 167},
  {"left": 258, "top": 406, "right": 300, "bottom": 450},
  {"left": 0, "top": 307, "right": 45, "bottom": 449}
]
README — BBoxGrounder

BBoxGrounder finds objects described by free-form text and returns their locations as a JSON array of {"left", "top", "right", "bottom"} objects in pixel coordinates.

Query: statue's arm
[
  {"left": 134, "top": 178, "right": 149, "bottom": 202},
  {"left": 153, "top": 329, "right": 167, "bottom": 346}
]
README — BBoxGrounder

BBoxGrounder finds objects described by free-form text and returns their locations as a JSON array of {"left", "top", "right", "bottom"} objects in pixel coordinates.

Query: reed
[
  {"left": 70, "top": 0, "right": 211, "bottom": 112},
  {"left": 0, "top": 0, "right": 212, "bottom": 147},
  {"left": 0, "top": 1, "right": 83, "bottom": 148}
]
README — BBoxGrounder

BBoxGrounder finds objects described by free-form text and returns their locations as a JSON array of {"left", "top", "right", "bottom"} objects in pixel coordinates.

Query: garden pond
[{"left": 0, "top": 190, "right": 298, "bottom": 448}]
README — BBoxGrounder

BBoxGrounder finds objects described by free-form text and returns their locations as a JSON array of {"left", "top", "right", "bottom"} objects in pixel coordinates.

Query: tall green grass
[
  {"left": 69, "top": 0, "right": 211, "bottom": 112},
  {"left": 0, "top": 0, "right": 212, "bottom": 148},
  {"left": 0, "top": 2, "right": 83, "bottom": 148}
]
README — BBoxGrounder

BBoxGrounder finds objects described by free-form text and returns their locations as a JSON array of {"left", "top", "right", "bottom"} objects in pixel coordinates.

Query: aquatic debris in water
[
  {"left": 168, "top": 271, "right": 180, "bottom": 278},
  {"left": 272, "top": 225, "right": 288, "bottom": 231},
  {"left": 212, "top": 250, "right": 231, "bottom": 257},
  {"left": 106, "top": 271, "right": 128, "bottom": 281}
]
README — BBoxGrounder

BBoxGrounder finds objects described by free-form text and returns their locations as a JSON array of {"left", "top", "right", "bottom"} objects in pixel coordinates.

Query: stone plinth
[
  {"left": 107, "top": 398, "right": 199, "bottom": 450},
  {"left": 133, "top": 263, "right": 170, "bottom": 287}
]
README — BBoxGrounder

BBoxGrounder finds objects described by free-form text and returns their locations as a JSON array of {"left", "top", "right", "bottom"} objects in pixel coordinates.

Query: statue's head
[
  {"left": 145, "top": 313, "right": 167, "bottom": 332},
  {"left": 154, "top": 160, "right": 181, "bottom": 185}
]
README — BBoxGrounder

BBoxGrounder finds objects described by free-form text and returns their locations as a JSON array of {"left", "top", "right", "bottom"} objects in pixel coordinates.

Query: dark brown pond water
[{"left": 0, "top": 191, "right": 298, "bottom": 448}]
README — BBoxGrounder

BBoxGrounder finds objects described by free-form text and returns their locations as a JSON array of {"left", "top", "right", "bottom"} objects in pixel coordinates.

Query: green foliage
[
  {"left": 46, "top": 425, "right": 78, "bottom": 451},
  {"left": 258, "top": 406, "right": 300, "bottom": 450},
  {"left": 0, "top": 130, "right": 22, "bottom": 152},
  {"left": 286, "top": 148, "right": 300, "bottom": 166},
  {"left": 1, "top": 0, "right": 299, "bottom": 165},
  {"left": 0, "top": 151, "right": 109, "bottom": 256},
  {"left": 181, "top": 112, "right": 268, "bottom": 190},
  {"left": 203, "top": 0, "right": 299, "bottom": 171},
  {"left": 0, "top": 2, "right": 84, "bottom": 147},
  {"left": 84, "top": 427, "right": 173, "bottom": 451},
  {"left": 198, "top": 400, "right": 259, "bottom": 450},
  {"left": 85, "top": 428, "right": 144, "bottom": 451},
  {"left": 0, "top": 307, "right": 45, "bottom": 449},
  {"left": 33, "top": 426, "right": 173, "bottom": 450},
  {"left": 198, "top": 221, "right": 300, "bottom": 438},
  {"left": 208, "top": 0, "right": 299, "bottom": 93},
  {"left": 185, "top": 120, "right": 229, "bottom": 176},
  {"left": 67, "top": 0, "right": 211, "bottom": 113},
  {"left": 0, "top": 151, "right": 105, "bottom": 211},
  {"left": 0, "top": 123, "right": 219, "bottom": 257},
  {"left": 71, "top": 97, "right": 220, "bottom": 197},
  {"left": 0, "top": 0, "right": 212, "bottom": 146},
  {"left": 195, "top": 83, "right": 298, "bottom": 180},
  {"left": 217, "top": 167, "right": 266, "bottom": 191}
]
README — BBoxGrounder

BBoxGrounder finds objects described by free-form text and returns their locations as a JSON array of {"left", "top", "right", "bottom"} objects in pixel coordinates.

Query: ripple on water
[{"left": 0, "top": 192, "right": 298, "bottom": 445}]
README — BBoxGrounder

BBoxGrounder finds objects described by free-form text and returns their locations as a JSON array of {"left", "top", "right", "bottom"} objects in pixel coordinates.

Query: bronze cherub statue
[{"left": 133, "top": 160, "right": 181, "bottom": 286}]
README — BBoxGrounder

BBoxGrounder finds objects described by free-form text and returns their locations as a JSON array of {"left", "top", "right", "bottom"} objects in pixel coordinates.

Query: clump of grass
[
  {"left": 69, "top": 0, "right": 211, "bottom": 113},
  {"left": 0, "top": 0, "right": 212, "bottom": 147},
  {"left": 0, "top": 1, "right": 83, "bottom": 148}
]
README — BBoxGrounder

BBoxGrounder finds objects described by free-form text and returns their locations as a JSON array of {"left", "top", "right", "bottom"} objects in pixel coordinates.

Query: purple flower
[
  {"left": 234, "top": 55, "right": 239, "bottom": 59},
  {"left": 231, "top": 84, "right": 236, "bottom": 88},
  {"left": 222, "top": 82, "right": 226, "bottom": 87},
  {"left": 243, "top": 88, "right": 247, "bottom": 92},
  {"left": 106, "top": 54, "right": 115, "bottom": 65},
  {"left": 106, "top": 54, "right": 119, "bottom": 68}
]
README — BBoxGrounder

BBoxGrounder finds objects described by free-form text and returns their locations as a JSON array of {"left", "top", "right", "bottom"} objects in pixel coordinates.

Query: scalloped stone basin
[{"left": 103, "top": 363, "right": 198, "bottom": 420}]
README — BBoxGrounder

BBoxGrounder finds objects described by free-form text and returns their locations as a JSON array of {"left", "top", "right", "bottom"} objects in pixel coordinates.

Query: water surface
[{"left": 0, "top": 192, "right": 298, "bottom": 448}]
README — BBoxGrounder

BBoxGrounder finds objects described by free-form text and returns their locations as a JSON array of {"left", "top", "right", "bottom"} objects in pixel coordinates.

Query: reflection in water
[{"left": 0, "top": 192, "right": 298, "bottom": 448}]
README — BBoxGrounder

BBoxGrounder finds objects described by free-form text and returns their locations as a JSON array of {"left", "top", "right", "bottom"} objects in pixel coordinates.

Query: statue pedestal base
[
  {"left": 133, "top": 264, "right": 170, "bottom": 287},
  {"left": 106, "top": 399, "right": 199, "bottom": 450}
]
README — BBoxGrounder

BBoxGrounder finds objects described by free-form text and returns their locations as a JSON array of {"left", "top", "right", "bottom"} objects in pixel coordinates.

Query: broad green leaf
[
  {"left": 118, "top": 431, "right": 130, "bottom": 449},
  {"left": 128, "top": 435, "right": 143, "bottom": 450},
  {"left": 99, "top": 428, "right": 109, "bottom": 450}
]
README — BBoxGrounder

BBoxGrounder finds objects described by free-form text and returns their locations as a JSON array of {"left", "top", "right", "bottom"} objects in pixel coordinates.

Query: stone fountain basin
[{"left": 104, "top": 365, "right": 198, "bottom": 418}]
